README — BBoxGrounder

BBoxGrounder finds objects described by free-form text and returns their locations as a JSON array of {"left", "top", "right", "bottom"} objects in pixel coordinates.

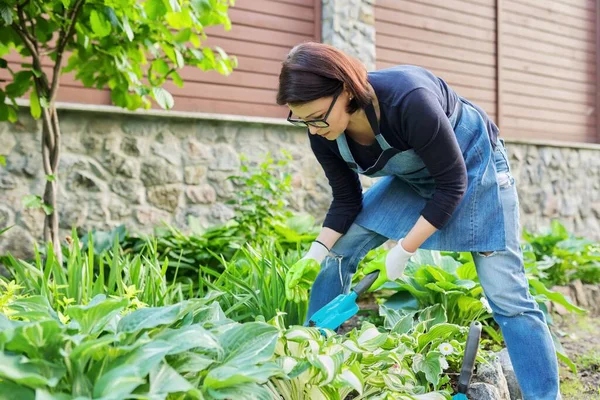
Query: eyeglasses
[{"left": 287, "top": 88, "right": 342, "bottom": 128}]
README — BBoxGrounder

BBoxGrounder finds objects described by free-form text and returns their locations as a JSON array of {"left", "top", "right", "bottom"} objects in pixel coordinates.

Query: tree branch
[
  {"left": 16, "top": 3, "right": 36, "bottom": 51},
  {"left": 49, "top": 0, "right": 85, "bottom": 104}
]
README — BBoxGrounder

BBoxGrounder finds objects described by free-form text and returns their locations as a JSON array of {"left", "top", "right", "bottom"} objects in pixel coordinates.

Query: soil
[{"left": 554, "top": 312, "right": 600, "bottom": 399}]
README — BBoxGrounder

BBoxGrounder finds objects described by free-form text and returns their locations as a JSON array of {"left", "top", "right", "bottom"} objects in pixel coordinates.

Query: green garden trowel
[{"left": 308, "top": 270, "right": 380, "bottom": 331}]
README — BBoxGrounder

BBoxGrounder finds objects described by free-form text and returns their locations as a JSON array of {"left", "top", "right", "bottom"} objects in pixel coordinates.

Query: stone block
[
  {"left": 147, "top": 185, "right": 182, "bottom": 212},
  {"left": 184, "top": 165, "right": 207, "bottom": 185},
  {"left": 475, "top": 355, "right": 510, "bottom": 400},
  {"left": 468, "top": 382, "right": 501, "bottom": 400},
  {"left": 498, "top": 349, "right": 523, "bottom": 400},
  {"left": 140, "top": 159, "right": 182, "bottom": 186},
  {"left": 185, "top": 185, "right": 217, "bottom": 204}
]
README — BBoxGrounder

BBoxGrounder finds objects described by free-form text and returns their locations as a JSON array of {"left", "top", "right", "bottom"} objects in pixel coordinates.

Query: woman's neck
[{"left": 345, "top": 84, "right": 380, "bottom": 145}]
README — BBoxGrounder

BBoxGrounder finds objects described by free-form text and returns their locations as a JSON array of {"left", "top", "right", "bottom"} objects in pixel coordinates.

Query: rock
[
  {"left": 0, "top": 174, "right": 18, "bottom": 190},
  {"left": 207, "top": 171, "right": 235, "bottom": 199},
  {"left": 82, "top": 135, "right": 103, "bottom": 153},
  {"left": 17, "top": 207, "right": 45, "bottom": 239},
  {"left": 184, "top": 165, "right": 207, "bottom": 185},
  {"left": 186, "top": 185, "right": 217, "bottom": 204},
  {"left": 0, "top": 225, "right": 36, "bottom": 261},
  {"left": 468, "top": 382, "right": 501, "bottom": 400},
  {"left": 152, "top": 132, "right": 181, "bottom": 165},
  {"left": 210, "top": 144, "right": 240, "bottom": 171},
  {"left": 67, "top": 171, "right": 105, "bottom": 193},
  {"left": 584, "top": 285, "right": 600, "bottom": 315},
  {"left": 184, "top": 138, "right": 213, "bottom": 163},
  {"left": 135, "top": 207, "right": 171, "bottom": 227},
  {"left": 0, "top": 205, "right": 14, "bottom": 228},
  {"left": 475, "top": 355, "right": 510, "bottom": 400},
  {"left": 569, "top": 279, "right": 588, "bottom": 308},
  {"left": 59, "top": 198, "right": 89, "bottom": 230},
  {"left": 498, "top": 349, "right": 523, "bottom": 400},
  {"left": 120, "top": 136, "right": 143, "bottom": 156},
  {"left": 147, "top": 185, "right": 182, "bottom": 212},
  {"left": 140, "top": 159, "right": 182, "bottom": 186},
  {"left": 110, "top": 179, "right": 143, "bottom": 204}
]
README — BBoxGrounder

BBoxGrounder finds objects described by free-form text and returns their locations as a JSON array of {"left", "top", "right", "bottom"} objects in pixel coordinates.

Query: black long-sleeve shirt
[{"left": 309, "top": 65, "right": 498, "bottom": 234}]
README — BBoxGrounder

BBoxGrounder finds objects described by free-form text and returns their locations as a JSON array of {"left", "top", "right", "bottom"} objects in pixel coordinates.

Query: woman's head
[{"left": 276, "top": 42, "right": 372, "bottom": 140}]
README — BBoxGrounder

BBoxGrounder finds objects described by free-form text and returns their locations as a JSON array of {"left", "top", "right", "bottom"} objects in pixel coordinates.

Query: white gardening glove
[
  {"left": 385, "top": 238, "right": 416, "bottom": 280},
  {"left": 363, "top": 238, "right": 416, "bottom": 291},
  {"left": 303, "top": 241, "right": 330, "bottom": 263}
]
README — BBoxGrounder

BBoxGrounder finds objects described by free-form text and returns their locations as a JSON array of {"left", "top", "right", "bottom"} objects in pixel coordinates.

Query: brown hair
[{"left": 276, "top": 42, "right": 372, "bottom": 114}]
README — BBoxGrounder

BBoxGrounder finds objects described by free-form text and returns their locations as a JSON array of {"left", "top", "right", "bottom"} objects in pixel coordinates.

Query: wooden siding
[
  {"left": 375, "top": 0, "right": 498, "bottom": 123},
  {"left": 1, "top": 0, "right": 319, "bottom": 118},
  {"left": 501, "top": 0, "right": 597, "bottom": 142},
  {"left": 375, "top": 0, "right": 599, "bottom": 143}
]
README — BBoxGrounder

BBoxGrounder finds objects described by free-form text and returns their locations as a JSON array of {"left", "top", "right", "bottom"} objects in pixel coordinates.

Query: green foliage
[
  {"left": 0, "top": 293, "right": 285, "bottom": 399},
  {"left": 0, "top": 0, "right": 236, "bottom": 120},
  {"left": 120, "top": 152, "right": 319, "bottom": 286},
  {"left": 1, "top": 229, "right": 192, "bottom": 311},
  {"left": 200, "top": 242, "right": 309, "bottom": 327},
  {"left": 523, "top": 220, "right": 600, "bottom": 286}
]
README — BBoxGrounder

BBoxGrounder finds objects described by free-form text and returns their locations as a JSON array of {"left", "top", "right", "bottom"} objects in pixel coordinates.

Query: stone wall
[
  {"left": 1, "top": 106, "right": 599, "bottom": 259},
  {"left": 321, "top": 0, "right": 376, "bottom": 71}
]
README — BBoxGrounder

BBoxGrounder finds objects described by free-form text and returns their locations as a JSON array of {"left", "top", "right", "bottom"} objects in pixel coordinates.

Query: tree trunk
[{"left": 41, "top": 104, "right": 62, "bottom": 264}]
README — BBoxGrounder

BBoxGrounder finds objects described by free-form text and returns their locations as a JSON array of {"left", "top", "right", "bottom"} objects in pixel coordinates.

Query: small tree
[{"left": 0, "top": 0, "right": 236, "bottom": 261}]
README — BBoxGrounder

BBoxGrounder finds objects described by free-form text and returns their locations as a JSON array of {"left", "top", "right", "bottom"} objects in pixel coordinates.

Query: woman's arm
[
  {"left": 402, "top": 216, "right": 438, "bottom": 252},
  {"left": 314, "top": 227, "right": 344, "bottom": 251}
]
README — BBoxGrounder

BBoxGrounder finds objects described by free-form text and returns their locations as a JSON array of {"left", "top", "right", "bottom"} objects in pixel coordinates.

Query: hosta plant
[
  {"left": 265, "top": 308, "right": 482, "bottom": 400},
  {"left": 0, "top": 292, "right": 285, "bottom": 400}
]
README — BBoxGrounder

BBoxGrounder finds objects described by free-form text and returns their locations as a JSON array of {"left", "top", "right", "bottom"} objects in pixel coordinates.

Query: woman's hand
[
  {"left": 363, "top": 238, "right": 416, "bottom": 291},
  {"left": 285, "top": 241, "right": 329, "bottom": 302}
]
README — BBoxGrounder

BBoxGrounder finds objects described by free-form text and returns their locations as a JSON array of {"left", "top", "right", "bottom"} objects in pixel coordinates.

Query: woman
[{"left": 277, "top": 42, "right": 560, "bottom": 399}]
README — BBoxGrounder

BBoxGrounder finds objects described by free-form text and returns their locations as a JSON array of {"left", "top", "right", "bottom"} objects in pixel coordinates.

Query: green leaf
[
  {"left": 65, "top": 294, "right": 128, "bottom": 335},
  {"left": 145, "top": 0, "right": 168, "bottom": 20},
  {"left": 152, "top": 87, "right": 174, "bottom": 110},
  {"left": 166, "top": 11, "right": 192, "bottom": 29},
  {"left": 154, "top": 325, "right": 221, "bottom": 356},
  {"left": 412, "top": 351, "right": 444, "bottom": 387},
  {"left": 0, "top": 154, "right": 5, "bottom": 167},
  {"left": 149, "top": 362, "right": 194, "bottom": 395},
  {"left": 206, "top": 382, "right": 275, "bottom": 400},
  {"left": 0, "top": 103, "right": 8, "bottom": 121},
  {"left": 204, "top": 362, "right": 282, "bottom": 390},
  {"left": 61, "top": 0, "right": 71, "bottom": 8},
  {"left": 93, "top": 365, "right": 145, "bottom": 399},
  {"left": 528, "top": 279, "right": 586, "bottom": 314},
  {"left": 117, "top": 302, "right": 193, "bottom": 333},
  {"left": 6, "top": 71, "right": 33, "bottom": 99},
  {"left": 152, "top": 59, "right": 170, "bottom": 75},
  {"left": 46, "top": 174, "right": 55, "bottom": 182},
  {"left": 121, "top": 15, "right": 134, "bottom": 41},
  {"left": 6, "top": 296, "right": 58, "bottom": 321},
  {"left": 5, "top": 319, "right": 64, "bottom": 359},
  {"left": 0, "top": 5, "right": 13, "bottom": 26},
  {"left": 219, "top": 322, "right": 279, "bottom": 366},
  {"left": 171, "top": 71, "right": 184, "bottom": 87},
  {"left": 417, "top": 323, "right": 462, "bottom": 351},
  {"left": 22, "top": 195, "right": 42, "bottom": 210},
  {"left": 0, "top": 380, "right": 34, "bottom": 400},
  {"left": 90, "top": 10, "right": 111, "bottom": 38},
  {"left": 0, "top": 352, "right": 64, "bottom": 389},
  {"left": 42, "top": 203, "right": 53, "bottom": 216}
]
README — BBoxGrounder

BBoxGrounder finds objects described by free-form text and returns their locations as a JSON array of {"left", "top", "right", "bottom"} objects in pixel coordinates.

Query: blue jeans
[{"left": 306, "top": 140, "right": 561, "bottom": 400}]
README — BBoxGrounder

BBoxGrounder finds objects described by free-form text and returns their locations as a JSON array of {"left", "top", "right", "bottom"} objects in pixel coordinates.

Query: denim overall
[
  {"left": 339, "top": 99, "right": 505, "bottom": 252},
  {"left": 306, "top": 99, "right": 561, "bottom": 399}
]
